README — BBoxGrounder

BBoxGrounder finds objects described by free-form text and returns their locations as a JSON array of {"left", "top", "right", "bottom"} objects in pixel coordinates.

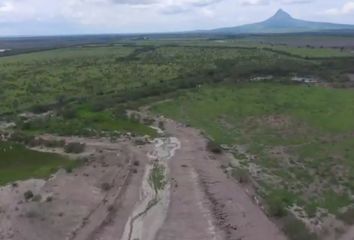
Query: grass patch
[
  {"left": 152, "top": 82, "right": 354, "bottom": 218},
  {"left": 282, "top": 214, "right": 318, "bottom": 240},
  {"left": 20, "top": 107, "right": 157, "bottom": 137},
  {"left": 0, "top": 141, "right": 77, "bottom": 185},
  {"left": 149, "top": 163, "right": 166, "bottom": 195}
]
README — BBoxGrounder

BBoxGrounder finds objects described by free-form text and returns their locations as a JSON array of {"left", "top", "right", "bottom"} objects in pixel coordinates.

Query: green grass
[
  {"left": 21, "top": 107, "right": 157, "bottom": 137},
  {"left": 0, "top": 43, "right": 317, "bottom": 115},
  {"left": 152, "top": 82, "right": 354, "bottom": 216},
  {"left": 0, "top": 141, "right": 77, "bottom": 185},
  {"left": 149, "top": 163, "right": 166, "bottom": 195}
]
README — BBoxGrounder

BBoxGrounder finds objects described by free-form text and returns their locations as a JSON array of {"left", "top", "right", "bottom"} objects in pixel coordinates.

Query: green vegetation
[
  {"left": 19, "top": 106, "right": 157, "bottom": 137},
  {"left": 282, "top": 214, "right": 318, "bottom": 240},
  {"left": 266, "top": 45, "right": 352, "bottom": 58},
  {"left": 149, "top": 163, "right": 166, "bottom": 195},
  {"left": 0, "top": 141, "right": 78, "bottom": 185},
  {"left": 152, "top": 83, "right": 354, "bottom": 219},
  {"left": 1, "top": 36, "right": 354, "bottom": 238}
]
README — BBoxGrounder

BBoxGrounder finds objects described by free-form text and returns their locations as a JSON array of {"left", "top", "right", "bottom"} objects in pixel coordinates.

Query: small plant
[
  {"left": 24, "top": 190, "right": 34, "bottom": 201},
  {"left": 149, "top": 163, "right": 166, "bottom": 195},
  {"left": 206, "top": 139, "right": 222, "bottom": 154},
  {"left": 107, "top": 205, "right": 115, "bottom": 212},
  {"left": 101, "top": 182, "right": 112, "bottom": 191},
  {"left": 158, "top": 121, "right": 165, "bottom": 130},
  {"left": 64, "top": 142, "right": 86, "bottom": 154},
  {"left": 46, "top": 196, "right": 53, "bottom": 202},
  {"left": 282, "top": 214, "right": 318, "bottom": 240},
  {"left": 232, "top": 167, "right": 249, "bottom": 184},
  {"left": 337, "top": 207, "right": 354, "bottom": 225},
  {"left": 32, "top": 194, "right": 42, "bottom": 202}
]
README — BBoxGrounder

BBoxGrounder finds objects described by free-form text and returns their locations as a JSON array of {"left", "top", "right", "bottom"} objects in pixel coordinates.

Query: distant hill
[{"left": 209, "top": 9, "right": 354, "bottom": 34}]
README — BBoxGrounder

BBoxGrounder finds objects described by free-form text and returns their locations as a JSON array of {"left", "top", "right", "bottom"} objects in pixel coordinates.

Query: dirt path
[
  {"left": 339, "top": 226, "right": 354, "bottom": 240},
  {"left": 154, "top": 118, "right": 287, "bottom": 240},
  {"left": 120, "top": 137, "right": 181, "bottom": 240}
]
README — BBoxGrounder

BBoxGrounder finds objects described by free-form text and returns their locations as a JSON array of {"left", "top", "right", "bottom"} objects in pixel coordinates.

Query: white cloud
[
  {"left": 323, "top": 1, "right": 354, "bottom": 16},
  {"left": 241, "top": 0, "right": 269, "bottom": 6},
  {"left": 0, "top": 0, "right": 352, "bottom": 35},
  {"left": 0, "top": 1, "right": 14, "bottom": 12}
]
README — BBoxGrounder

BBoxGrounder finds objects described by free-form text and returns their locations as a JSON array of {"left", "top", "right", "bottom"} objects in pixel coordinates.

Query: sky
[{"left": 0, "top": 0, "right": 353, "bottom": 36}]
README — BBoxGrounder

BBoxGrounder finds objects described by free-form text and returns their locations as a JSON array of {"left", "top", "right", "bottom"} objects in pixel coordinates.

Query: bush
[
  {"left": 337, "top": 207, "right": 354, "bottom": 225},
  {"left": 158, "top": 121, "right": 165, "bottom": 130},
  {"left": 282, "top": 214, "right": 318, "bottom": 240},
  {"left": 32, "top": 194, "right": 42, "bottom": 202},
  {"left": 64, "top": 142, "right": 85, "bottom": 153},
  {"left": 232, "top": 167, "right": 249, "bottom": 183},
  {"left": 9, "top": 131, "right": 35, "bottom": 145},
  {"left": 265, "top": 189, "right": 296, "bottom": 218},
  {"left": 43, "top": 139, "right": 66, "bottom": 148},
  {"left": 206, "top": 139, "right": 222, "bottom": 154},
  {"left": 24, "top": 190, "right": 34, "bottom": 201},
  {"left": 101, "top": 182, "right": 112, "bottom": 191},
  {"left": 266, "top": 193, "right": 288, "bottom": 218},
  {"left": 60, "top": 108, "right": 77, "bottom": 119}
]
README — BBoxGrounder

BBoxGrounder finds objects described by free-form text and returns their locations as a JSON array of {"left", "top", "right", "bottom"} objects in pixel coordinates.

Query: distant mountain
[{"left": 209, "top": 9, "right": 354, "bottom": 34}]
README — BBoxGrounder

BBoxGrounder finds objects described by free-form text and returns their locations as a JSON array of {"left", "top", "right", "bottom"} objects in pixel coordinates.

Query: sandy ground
[{"left": 0, "top": 136, "right": 149, "bottom": 240}]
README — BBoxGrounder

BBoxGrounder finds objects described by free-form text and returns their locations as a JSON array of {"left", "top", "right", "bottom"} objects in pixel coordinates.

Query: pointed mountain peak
[
  {"left": 271, "top": 9, "right": 292, "bottom": 20},
  {"left": 266, "top": 9, "right": 294, "bottom": 23}
]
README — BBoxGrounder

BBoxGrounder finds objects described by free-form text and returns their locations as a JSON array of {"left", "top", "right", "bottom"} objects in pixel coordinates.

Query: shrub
[
  {"left": 101, "top": 182, "right": 112, "bottom": 191},
  {"left": 337, "top": 207, "right": 354, "bottom": 225},
  {"left": 206, "top": 139, "right": 222, "bottom": 154},
  {"left": 9, "top": 131, "right": 35, "bottom": 145},
  {"left": 268, "top": 198, "right": 287, "bottom": 217},
  {"left": 158, "top": 121, "right": 165, "bottom": 130},
  {"left": 282, "top": 214, "right": 318, "bottom": 240},
  {"left": 232, "top": 167, "right": 249, "bottom": 183},
  {"left": 46, "top": 196, "right": 53, "bottom": 202},
  {"left": 24, "top": 190, "right": 34, "bottom": 201},
  {"left": 43, "top": 139, "right": 66, "bottom": 148},
  {"left": 64, "top": 142, "right": 85, "bottom": 154},
  {"left": 32, "top": 194, "right": 42, "bottom": 202},
  {"left": 60, "top": 108, "right": 77, "bottom": 119}
]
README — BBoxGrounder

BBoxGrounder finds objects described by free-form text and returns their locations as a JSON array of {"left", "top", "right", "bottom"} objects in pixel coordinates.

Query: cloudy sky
[{"left": 0, "top": 0, "right": 353, "bottom": 36}]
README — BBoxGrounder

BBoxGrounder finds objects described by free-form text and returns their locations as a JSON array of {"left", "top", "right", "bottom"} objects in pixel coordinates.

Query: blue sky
[{"left": 0, "top": 0, "right": 353, "bottom": 35}]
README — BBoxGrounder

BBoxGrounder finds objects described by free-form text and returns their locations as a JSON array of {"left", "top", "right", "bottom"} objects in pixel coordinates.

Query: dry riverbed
[{"left": 1, "top": 111, "right": 288, "bottom": 240}]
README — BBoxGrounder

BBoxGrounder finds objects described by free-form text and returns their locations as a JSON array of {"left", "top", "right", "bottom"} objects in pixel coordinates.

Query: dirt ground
[
  {"left": 155, "top": 118, "right": 286, "bottom": 240},
  {"left": 0, "top": 136, "right": 150, "bottom": 240},
  {"left": 1, "top": 113, "right": 289, "bottom": 240}
]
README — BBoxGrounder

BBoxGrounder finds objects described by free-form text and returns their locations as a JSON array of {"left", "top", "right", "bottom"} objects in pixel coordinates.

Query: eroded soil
[{"left": 1, "top": 112, "right": 289, "bottom": 240}]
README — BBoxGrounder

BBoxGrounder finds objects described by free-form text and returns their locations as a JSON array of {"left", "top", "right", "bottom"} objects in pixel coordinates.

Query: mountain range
[{"left": 208, "top": 9, "right": 354, "bottom": 34}]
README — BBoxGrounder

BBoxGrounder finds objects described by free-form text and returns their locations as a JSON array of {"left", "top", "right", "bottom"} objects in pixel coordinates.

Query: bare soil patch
[{"left": 0, "top": 136, "right": 150, "bottom": 240}]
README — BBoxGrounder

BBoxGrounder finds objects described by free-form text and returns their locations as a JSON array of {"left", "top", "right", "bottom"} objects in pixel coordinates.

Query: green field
[
  {"left": 1, "top": 41, "right": 345, "bottom": 116},
  {"left": 152, "top": 83, "right": 354, "bottom": 219},
  {"left": 0, "top": 141, "right": 76, "bottom": 185},
  {"left": 0, "top": 42, "right": 325, "bottom": 137}
]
